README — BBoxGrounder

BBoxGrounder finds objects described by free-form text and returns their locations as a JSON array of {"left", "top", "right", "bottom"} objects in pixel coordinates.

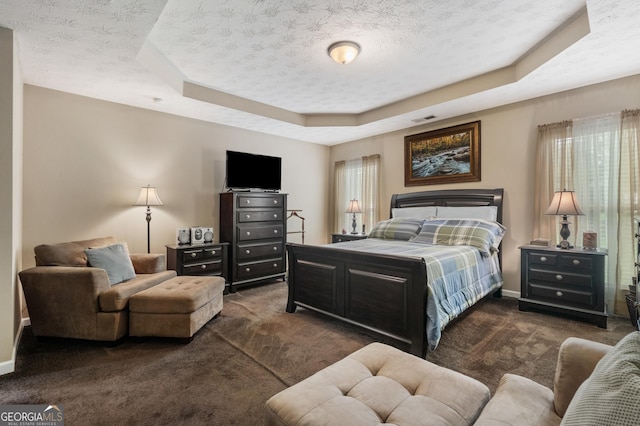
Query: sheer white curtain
[
  {"left": 534, "top": 111, "right": 640, "bottom": 315},
  {"left": 333, "top": 155, "right": 380, "bottom": 234}
]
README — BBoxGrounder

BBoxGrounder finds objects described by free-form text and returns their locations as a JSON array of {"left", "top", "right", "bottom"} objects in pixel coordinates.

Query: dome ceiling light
[{"left": 327, "top": 41, "right": 361, "bottom": 65}]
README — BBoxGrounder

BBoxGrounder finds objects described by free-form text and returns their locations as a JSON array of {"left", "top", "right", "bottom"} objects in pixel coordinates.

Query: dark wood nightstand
[
  {"left": 331, "top": 233, "right": 368, "bottom": 243},
  {"left": 166, "top": 242, "right": 229, "bottom": 288},
  {"left": 519, "top": 245, "right": 608, "bottom": 328}
]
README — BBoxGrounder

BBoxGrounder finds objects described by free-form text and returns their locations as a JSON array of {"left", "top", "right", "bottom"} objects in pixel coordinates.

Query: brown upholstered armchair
[{"left": 19, "top": 236, "right": 176, "bottom": 341}]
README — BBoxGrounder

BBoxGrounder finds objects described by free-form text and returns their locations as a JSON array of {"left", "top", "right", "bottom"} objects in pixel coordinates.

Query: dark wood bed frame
[{"left": 285, "top": 188, "right": 504, "bottom": 357}]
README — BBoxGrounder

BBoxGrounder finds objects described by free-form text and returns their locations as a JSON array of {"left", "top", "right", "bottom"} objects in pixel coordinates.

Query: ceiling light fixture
[{"left": 327, "top": 41, "right": 360, "bottom": 65}]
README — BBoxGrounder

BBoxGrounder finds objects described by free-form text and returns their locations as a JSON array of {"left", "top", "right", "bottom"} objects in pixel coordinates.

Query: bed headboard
[{"left": 389, "top": 188, "right": 504, "bottom": 224}]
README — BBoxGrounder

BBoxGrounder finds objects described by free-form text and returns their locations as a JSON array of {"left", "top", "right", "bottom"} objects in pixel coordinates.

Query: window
[
  {"left": 535, "top": 110, "right": 640, "bottom": 315},
  {"left": 333, "top": 155, "right": 380, "bottom": 234}
]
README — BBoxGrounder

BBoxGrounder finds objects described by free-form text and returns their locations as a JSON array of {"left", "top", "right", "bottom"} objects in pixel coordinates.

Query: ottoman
[
  {"left": 129, "top": 275, "right": 225, "bottom": 339},
  {"left": 265, "top": 342, "right": 491, "bottom": 425}
]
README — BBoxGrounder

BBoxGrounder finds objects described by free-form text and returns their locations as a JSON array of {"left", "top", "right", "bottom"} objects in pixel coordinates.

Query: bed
[{"left": 285, "top": 188, "right": 505, "bottom": 357}]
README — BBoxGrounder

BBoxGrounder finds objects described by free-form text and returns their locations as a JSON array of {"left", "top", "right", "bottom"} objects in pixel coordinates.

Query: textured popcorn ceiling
[{"left": 1, "top": 0, "right": 640, "bottom": 145}]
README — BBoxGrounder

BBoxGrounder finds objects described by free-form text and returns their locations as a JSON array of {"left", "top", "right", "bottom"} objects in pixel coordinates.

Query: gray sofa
[{"left": 19, "top": 236, "right": 176, "bottom": 341}]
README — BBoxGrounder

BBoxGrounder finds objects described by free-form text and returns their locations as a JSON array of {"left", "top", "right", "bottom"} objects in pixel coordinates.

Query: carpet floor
[{"left": 0, "top": 280, "right": 635, "bottom": 425}]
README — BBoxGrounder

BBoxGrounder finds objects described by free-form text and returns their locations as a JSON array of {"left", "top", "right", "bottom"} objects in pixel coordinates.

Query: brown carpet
[{"left": 0, "top": 281, "right": 635, "bottom": 425}]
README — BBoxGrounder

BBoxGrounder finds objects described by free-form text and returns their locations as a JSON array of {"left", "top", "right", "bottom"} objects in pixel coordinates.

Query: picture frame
[
  {"left": 404, "top": 120, "right": 481, "bottom": 186},
  {"left": 190, "top": 227, "right": 205, "bottom": 244}
]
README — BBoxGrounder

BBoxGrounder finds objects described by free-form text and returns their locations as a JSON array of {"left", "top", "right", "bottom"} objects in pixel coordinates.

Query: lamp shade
[
  {"left": 134, "top": 185, "right": 163, "bottom": 207},
  {"left": 345, "top": 199, "right": 362, "bottom": 214},
  {"left": 544, "top": 190, "right": 584, "bottom": 216},
  {"left": 328, "top": 41, "right": 360, "bottom": 65}
]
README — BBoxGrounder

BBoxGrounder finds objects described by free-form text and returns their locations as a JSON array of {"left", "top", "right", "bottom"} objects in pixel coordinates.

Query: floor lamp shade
[{"left": 134, "top": 185, "right": 163, "bottom": 253}]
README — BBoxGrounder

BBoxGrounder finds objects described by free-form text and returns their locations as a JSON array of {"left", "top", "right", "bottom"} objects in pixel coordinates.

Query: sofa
[
  {"left": 19, "top": 236, "right": 177, "bottom": 341},
  {"left": 266, "top": 332, "right": 640, "bottom": 425}
]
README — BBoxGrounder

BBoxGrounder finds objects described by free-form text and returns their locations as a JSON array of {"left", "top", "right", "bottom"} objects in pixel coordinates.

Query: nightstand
[
  {"left": 166, "top": 242, "right": 229, "bottom": 286},
  {"left": 331, "top": 233, "right": 368, "bottom": 243},
  {"left": 519, "top": 245, "right": 607, "bottom": 328}
]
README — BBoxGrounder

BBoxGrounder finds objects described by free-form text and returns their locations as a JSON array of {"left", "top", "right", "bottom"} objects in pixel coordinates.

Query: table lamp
[
  {"left": 346, "top": 199, "right": 362, "bottom": 235},
  {"left": 545, "top": 189, "right": 584, "bottom": 249}
]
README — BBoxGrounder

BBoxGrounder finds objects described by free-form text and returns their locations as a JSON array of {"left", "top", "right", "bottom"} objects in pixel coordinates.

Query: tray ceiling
[{"left": 1, "top": 0, "right": 639, "bottom": 145}]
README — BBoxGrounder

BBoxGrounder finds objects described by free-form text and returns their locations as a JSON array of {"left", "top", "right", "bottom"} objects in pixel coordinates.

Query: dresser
[
  {"left": 220, "top": 192, "right": 287, "bottom": 292},
  {"left": 519, "top": 245, "right": 607, "bottom": 328},
  {"left": 166, "top": 242, "right": 228, "bottom": 279}
]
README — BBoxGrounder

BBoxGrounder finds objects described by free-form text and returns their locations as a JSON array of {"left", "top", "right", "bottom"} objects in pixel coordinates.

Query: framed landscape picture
[{"left": 404, "top": 121, "right": 481, "bottom": 186}]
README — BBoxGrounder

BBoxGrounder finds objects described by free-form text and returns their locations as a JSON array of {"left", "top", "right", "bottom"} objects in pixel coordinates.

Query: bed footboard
[{"left": 286, "top": 242, "right": 429, "bottom": 357}]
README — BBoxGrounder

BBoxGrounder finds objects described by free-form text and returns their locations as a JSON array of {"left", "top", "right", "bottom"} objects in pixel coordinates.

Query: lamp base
[{"left": 557, "top": 240, "right": 573, "bottom": 249}]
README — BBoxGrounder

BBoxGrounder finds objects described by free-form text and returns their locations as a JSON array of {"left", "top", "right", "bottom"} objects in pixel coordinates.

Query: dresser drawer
[
  {"left": 557, "top": 254, "right": 593, "bottom": 272},
  {"left": 237, "top": 224, "right": 284, "bottom": 241},
  {"left": 528, "top": 282, "right": 595, "bottom": 308},
  {"left": 236, "top": 257, "right": 285, "bottom": 280},
  {"left": 182, "top": 259, "right": 223, "bottom": 275},
  {"left": 527, "top": 252, "right": 557, "bottom": 267},
  {"left": 181, "top": 246, "right": 224, "bottom": 264},
  {"left": 237, "top": 209, "right": 283, "bottom": 223},
  {"left": 236, "top": 194, "right": 285, "bottom": 208},
  {"left": 237, "top": 241, "right": 284, "bottom": 260}
]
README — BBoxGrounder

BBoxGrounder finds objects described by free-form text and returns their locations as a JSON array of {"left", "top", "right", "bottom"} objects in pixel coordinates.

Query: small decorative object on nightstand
[
  {"left": 545, "top": 189, "right": 584, "bottom": 249},
  {"left": 519, "top": 244, "right": 607, "bottom": 328}
]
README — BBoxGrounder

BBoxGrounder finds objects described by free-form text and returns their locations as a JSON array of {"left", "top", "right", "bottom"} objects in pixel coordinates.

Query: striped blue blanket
[{"left": 327, "top": 238, "right": 503, "bottom": 350}]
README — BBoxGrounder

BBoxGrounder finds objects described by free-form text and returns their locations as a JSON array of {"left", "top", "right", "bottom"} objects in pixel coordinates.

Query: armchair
[{"left": 19, "top": 236, "right": 176, "bottom": 341}]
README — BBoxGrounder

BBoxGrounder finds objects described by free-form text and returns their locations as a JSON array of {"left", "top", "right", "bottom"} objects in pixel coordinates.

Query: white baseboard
[
  {"left": 0, "top": 317, "right": 30, "bottom": 376},
  {"left": 502, "top": 289, "right": 520, "bottom": 299}
]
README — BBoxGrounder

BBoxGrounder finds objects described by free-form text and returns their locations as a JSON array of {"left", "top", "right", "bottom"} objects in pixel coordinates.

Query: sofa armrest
[
  {"left": 553, "top": 337, "right": 612, "bottom": 417},
  {"left": 18, "top": 266, "right": 112, "bottom": 338},
  {"left": 129, "top": 253, "right": 166, "bottom": 274}
]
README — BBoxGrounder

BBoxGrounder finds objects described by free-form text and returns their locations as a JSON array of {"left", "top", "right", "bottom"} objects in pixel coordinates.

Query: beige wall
[
  {"left": 22, "top": 86, "right": 330, "bottom": 268},
  {"left": 0, "top": 26, "right": 23, "bottom": 375},
  {"left": 330, "top": 74, "right": 640, "bottom": 297}
]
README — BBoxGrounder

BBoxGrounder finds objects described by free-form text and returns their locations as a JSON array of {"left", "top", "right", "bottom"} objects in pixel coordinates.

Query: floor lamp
[{"left": 134, "top": 185, "right": 163, "bottom": 253}]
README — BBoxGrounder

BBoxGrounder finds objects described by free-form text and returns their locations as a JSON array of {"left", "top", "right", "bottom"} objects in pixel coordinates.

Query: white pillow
[
  {"left": 391, "top": 206, "right": 438, "bottom": 219},
  {"left": 435, "top": 206, "right": 498, "bottom": 222}
]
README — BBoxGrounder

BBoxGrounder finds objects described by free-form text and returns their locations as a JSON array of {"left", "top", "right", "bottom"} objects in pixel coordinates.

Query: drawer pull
[
  {"left": 555, "top": 274, "right": 563, "bottom": 281},
  {"left": 273, "top": 200, "right": 278, "bottom": 204},
  {"left": 540, "top": 256, "right": 547, "bottom": 262},
  {"left": 273, "top": 263, "right": 278, "bottom": 268},
  {"left": 246, "top": 231, "right": 251, "bottom": 236},
  {"left": 556, "top": 291, "right": 564, "bottom": 297},
  {"left": 273, "top": 246, "right": 278, "bottom": 251},
  {"left": 274, "top": 213, "right": 278, "bottom": 218},
  {"left": 245, "top": 249, "right": 251, "bottom": 254},
  {"left": 190, "top": 253, "right": 197, "bottom": 258},
  {"left": 246, "top": 214, "right": 251, "bottom": 219},
  {"left": 572, "top": 259, "right": 581, "bottom": 265},
  {"left": 274, "top": 230, "right": 278, "bottom": 234},
  {"left": 210, "top": 250, "right": 216, "bottom": 255},
  {"left": 201, "top": 265, "right": 207, "bottom": 270},
  {"left": 245, "top": 267, "right": 251, "bottom": 272},
  {"left": 245, "top": 199, "right": 251, "bottom": 204}
]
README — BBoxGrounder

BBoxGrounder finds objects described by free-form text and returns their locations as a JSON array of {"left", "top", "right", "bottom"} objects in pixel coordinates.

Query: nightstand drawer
[
  {"left": 557, "top": 254, "right": 593, "bottom": 271},
  {"left": 527, "top": 252, "right": 557, "bottom": 266},
  {"left": 181, "top": 246, "right": 223, "bottom": 263},
  {"left": 529, "top": 268, "right": 594, "bottom": 288},
  {"left": 529, "top": 282, "right": 595, "bottom": 307},
  {"left": 183, "top": 260, "right": 223, "bottom": 275}
]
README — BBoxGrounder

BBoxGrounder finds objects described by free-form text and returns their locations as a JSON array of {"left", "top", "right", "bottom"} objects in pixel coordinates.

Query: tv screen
[{"left": 226, "top": 150, "right": 282, "bottom": 191}]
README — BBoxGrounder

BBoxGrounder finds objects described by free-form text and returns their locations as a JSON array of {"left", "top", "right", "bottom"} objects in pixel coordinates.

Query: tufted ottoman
[
  {"left": 129, "top": 275, "right": 225, "bottom": 339},
  {"left": 265, "top": 342, "right": 491, "bottom": 425}
]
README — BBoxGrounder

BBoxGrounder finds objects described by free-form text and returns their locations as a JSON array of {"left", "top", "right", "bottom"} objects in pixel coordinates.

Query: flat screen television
[{"left": 225, "top": 150, "right": 282, "bottom": 191}]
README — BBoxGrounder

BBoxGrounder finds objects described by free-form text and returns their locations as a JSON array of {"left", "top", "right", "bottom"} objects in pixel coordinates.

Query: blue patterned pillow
[
  {"left": 412, "top": 219, "right": 506, "bottom": 256},
  {"left": 368, "top": 218, "right": 424, "bottom": 241}
]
